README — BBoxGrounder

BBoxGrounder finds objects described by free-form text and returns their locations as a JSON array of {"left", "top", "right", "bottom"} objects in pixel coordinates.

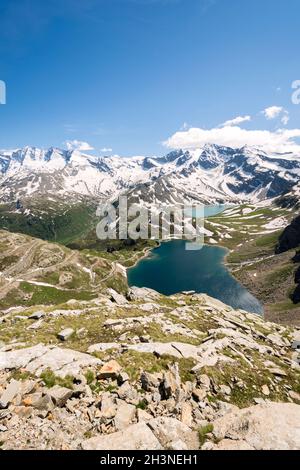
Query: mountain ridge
[{"left": 1, "top": 144, "right": 300, "bottom": 206}]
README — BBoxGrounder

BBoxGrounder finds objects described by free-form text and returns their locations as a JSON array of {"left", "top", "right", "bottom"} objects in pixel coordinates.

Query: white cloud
[
  {"left": 65, "top": 140, "right": 94, "bottom": 151},
  {"left": 262, "top": 106, "right": 284, "bottom": 120},
  {"left": 164, "top": 125, "right": 300, "bottom": 154},
  {"left": 262, "top": 106, "right": 290, "bottom": 126},
  {"left": 281, "top": 111, "right": 290, "bottom": 126},
  {"left": 222, "top": 115, "right": 251, "bottom": 127},
  {"left": 100, "top": 147, "right": 113, "bottom": 153}
]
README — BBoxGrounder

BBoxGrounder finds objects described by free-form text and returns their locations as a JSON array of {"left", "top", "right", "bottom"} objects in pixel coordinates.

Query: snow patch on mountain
[{"left": 0, "top": 144, "right": 300, "bottom": 206}]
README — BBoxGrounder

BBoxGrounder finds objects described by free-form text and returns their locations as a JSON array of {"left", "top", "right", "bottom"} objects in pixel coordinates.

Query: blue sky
[{"left": 0, "top": 0, "right": 300, "bottom": 156}]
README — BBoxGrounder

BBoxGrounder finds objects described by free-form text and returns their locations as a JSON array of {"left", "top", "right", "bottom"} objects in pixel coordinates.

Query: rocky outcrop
[
  {"left": 274, "top": 216, "right": 300, "bottom": 304},
  {"left": 81, "top": 422, "right": 163, "bottom": 450},
  {"left": 0, "top": 345, "right": 101, "bottom": 377},
  {"left": 0, "top": 290, "right": 300, "bottom": 450},
  {"left": 204, "top": 403, "right": 300, "bottom": 450},
  {"left": 147, "top": 417, "right": 199, "bottom": 450},
  {"left": 276, "top": 215, "right": 300, "bottom": 254}
]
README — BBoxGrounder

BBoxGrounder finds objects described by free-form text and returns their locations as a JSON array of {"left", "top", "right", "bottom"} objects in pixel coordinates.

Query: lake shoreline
[{"left": 127, "top": 239, "right": 263, "bottom": 315}]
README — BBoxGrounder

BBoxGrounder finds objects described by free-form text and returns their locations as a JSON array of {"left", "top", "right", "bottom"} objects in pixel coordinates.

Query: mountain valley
[{"left": 1, "top": 144, "right": 300, "bottom": 450}]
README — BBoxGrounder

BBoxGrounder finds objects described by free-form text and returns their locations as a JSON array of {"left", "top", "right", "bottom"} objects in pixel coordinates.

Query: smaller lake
[
  {"left": 186, "top": 204, "right": 231, "bottom": 218},
  {"left": 204, "top": 204, "right": 231, "bottom": 217},
  {"left": 128, "top": 240, "right": 263, "bottom": 314}
]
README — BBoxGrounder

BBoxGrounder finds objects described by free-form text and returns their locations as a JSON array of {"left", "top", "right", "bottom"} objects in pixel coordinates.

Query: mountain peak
[{"left": 0, "top": 144, "right": 300, "bottom": 203}]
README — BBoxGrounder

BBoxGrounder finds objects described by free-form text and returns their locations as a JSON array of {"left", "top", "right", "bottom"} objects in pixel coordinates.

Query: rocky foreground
[{"left": 1, "top": 287, "right": 300, "bottom": 450}]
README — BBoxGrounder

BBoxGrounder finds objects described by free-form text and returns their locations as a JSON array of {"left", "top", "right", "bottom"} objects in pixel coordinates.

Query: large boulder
[
  {"left": 114, "top": 401, "right": 136, "bottom": 431},
  {"left": 0, "top": 345, "right": 101, "bottom": 377},
  {"left": 81, "top": 422, "right": 162, "bottom": 450},
  {"left": 0, "top": 379, "right": 21, "bottom": 409},
  {"left": 106, "top": 288, "right": 128, "bottom": 305},
  {"left": 147, "top": 417, "right": 199, "bottom": 450},
  {"left": 207, "top": 402, "right": 300, "bottom": 450},
  {"left": 0, "top": 344, "right": 48, "bottom": 370},
  {"left": 48, "top": 385, "right": 73, "bottom": 407},
  {"left": 126, "top": 286, "right": 161, "bottom": 302},
  {"left": 98, "top": 360, "right": 122, "bottom": 380}
]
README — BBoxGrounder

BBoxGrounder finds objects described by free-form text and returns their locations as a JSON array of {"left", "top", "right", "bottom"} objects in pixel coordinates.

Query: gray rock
[
  {"left": 180, "top": 402, "right": 193, "bottom": 427},
  {"left": 220, "top": 384, "right": 231, "bottom": 396},
  {"left": 269, "top": 367, "right": 288, "bottom": 377},
  {"left": 137, "top": 408, "right": 152, "bottom": 422},
  {"left": 161, "top": 364, "right": 181, "bottom": 400},
  {"left": 87, "top": 342, "right": 119, "bottom": 354},
  {"left": 140, "top": 371, "right": 162, "bottom": 392},
  {"left": 57, "top": 328, "right": 74, "bottom": 341},
  {"left": 114, "top": 402, "right": 136, "bottom": 431},
  {"left": 98, "top": 360, "right": 122, "bottom": 380},
  {"left": 262, "top": 385, "right": 270, "bottom": 396},
  {"left": 192, "top": 388, "right": 207, "bottom": 402},
  {"left": 29, "top": 311, "right": 45, "bottom": 320},
  {"left": 103, "top": 319, "right": 123, "bottom": 328},
  {"left": 134, "top": 339, "right": 228, "bottom": 362},
  {"left": 215, "top": 401, "right": 239, "bottom": 418},
  {"left": 289, "top": 391, "right": 300, "bottom": 402},
  {"left": 76, "top": 328, "right": 87, "bottom": 339},
  {"left": 20, "top": 379, "right": 36, "bottom": 396},
  {"left": 117, "top": 382, "right": 138, "bottom": 403},
  {"left": 26, "top": 393, "right": 55, "bottom": 413},
  {"left": 100, "top": 393, "right": 117, "bottom": 420},
  {"left": 267, "top": 333, "right": 286, "bottom": 348},
  {"left": 254, "top": 398, "right": 266, "bottom": 405},
  {"left": 81, "top": 422, "right": 163, "bottom": 450},
  {"left": 24, "top": 346, "right": 101, "bottom": 377},
  {"left": 152, "top": 391, "right": 161, "bottom": 403},
  {"left": 0, "top": 409, "right": 11, "bottom": 420},
  {"left": 210, "top": 402, "right": 300, "bottom": 450},
  {"left": 72, "top": 374, "right": 88, "bottom": 397},
  {"left": 128, "top": 342, "right": 189, "bottom": 359},
  {"left": 118, "top": 371, "right": 130, "bottom": 385},
  {"left": 291, "top": 340, "right": 300, "bottom": 351},
  {"left": 48, "top": 385, "right": 73, "bottom": 407},
  {"left": 0, "top": 379, "right": 21, "bottom": 409},
  {"left": 169, "top": 439, "right": 189, "bottom": 450},
  {"left": 147, "top": 417, "right": 199, "bottom": 450},
  {"left": 126, "top": 286, "right": 161, "bottom": 302},
  {"left": 27, "top": 319, "right": 43, "bottom": 330},
  {"left": 197, "top": 374, "right": 211, "bottom": 390},
  {"left": 0, "top": 344, "right": 49, "bottom": 370},
  {"left": 107, "top": 288, "right": 128, "bottom": 305}
]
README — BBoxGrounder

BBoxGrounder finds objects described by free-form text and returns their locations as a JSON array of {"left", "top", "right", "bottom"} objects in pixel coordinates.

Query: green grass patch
[
  {"left": 40, "top": 369, "right": 74, "bottom": 389},
  {"left": 198, "top": 424, "right": 214, "bottom": 447}
]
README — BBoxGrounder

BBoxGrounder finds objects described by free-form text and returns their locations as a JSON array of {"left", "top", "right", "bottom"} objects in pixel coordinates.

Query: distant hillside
[{"left": 0, "top": 229, "right": 128, "bottom": 310}]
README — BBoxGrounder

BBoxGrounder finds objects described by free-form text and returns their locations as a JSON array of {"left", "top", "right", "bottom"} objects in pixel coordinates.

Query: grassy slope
[
  {"left": 204, "top": 204, "right": 300, "bottom": 326},
  {"left": 0, "top": 198, "right": 98, "bottom": 244},
  {"left": 0, "top": 230, "right": 128, "bottom": 310}
]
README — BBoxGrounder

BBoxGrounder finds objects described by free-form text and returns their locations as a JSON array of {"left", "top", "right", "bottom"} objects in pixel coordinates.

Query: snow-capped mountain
[{"left": 1, "top": 144, "right": 300, "bottom": 207}]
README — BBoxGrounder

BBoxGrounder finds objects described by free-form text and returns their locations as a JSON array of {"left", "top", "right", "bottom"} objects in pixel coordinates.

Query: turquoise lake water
[{"left": 127, "top": 205, "right": 263, "bottom": 314}]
